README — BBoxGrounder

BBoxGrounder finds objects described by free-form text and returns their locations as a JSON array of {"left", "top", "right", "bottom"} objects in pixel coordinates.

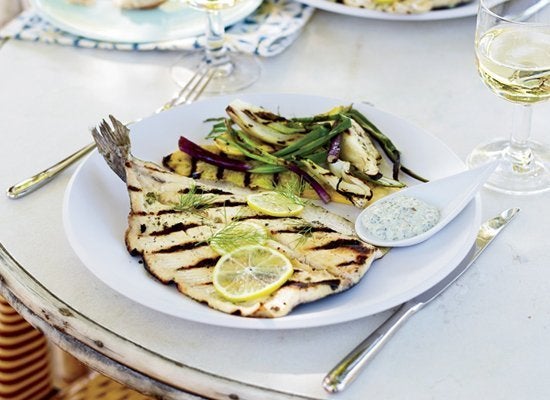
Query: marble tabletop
[{"left": 1, "top": 7, "right": 550, "bottom": 400}]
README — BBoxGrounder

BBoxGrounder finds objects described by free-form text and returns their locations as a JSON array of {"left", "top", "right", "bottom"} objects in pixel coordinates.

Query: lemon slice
[
  {"left": 247, "top": 191, "right": 304, "bottom": 217},
  {"left": 213, "top": 245, "right": 294, "bottom": 302},
  {"left": 209, "top": 221, "right": 269, "bottom": 255}
]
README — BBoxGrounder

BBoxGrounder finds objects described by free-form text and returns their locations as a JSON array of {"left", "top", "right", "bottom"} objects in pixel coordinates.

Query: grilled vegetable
[
  {"left": 286, "top": 162, "right": 331, "bottom": 204},
  {"left": 346, "top": 108, "right": 427, "bottom": 182},
  {"left": 167, "top": 100, "right": 428, "bottom": 207},
  {"left": 327, "top": 134, "right": 343, "bottom": 163},
  {"left": 163, "top": 149, "right": 350, "bottom": 202},
  {"left": 339, "top": 119, "right": 382, "bottom": 178},
  {"left": 300, "top": 159, "right": 371, "bottom": 208},
  {"left": 328, "top": 159, "right": 379, "bottom": 192},
  {"left": 226, "top": 99, "right": 303, "bottom": 146},
  {"left": 178, "top": 136, "right": 252, "bottom": 172}
]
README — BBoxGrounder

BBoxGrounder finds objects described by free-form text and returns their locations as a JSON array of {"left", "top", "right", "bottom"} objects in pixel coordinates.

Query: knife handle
[{"left": 322, "top": 301, "right": 422, "bottom": 393}]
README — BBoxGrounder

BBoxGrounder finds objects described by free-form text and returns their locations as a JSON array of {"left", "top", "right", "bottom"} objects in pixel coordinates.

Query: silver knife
[{"left": 323, "top": 207, "right": 520, "bottom": 393}]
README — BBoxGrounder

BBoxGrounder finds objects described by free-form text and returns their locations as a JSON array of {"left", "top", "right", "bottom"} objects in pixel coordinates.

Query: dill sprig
[
  {"left": 288, "top": 220, "right": 316, "bottom": 248},
  {"left": 275, "top": 176, "right": 309, "bottom": 207},
  {"left": 207, "top": 218, "right": 269, "bottom": 254},
  {"left": 172, "top": 185, "right": 216, "bottom": 212}
]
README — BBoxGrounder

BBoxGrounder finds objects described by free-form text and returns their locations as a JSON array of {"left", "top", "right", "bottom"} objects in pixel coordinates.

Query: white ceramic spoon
[{"left": 355, "top": 161, "right": 498, "bottom": 247}]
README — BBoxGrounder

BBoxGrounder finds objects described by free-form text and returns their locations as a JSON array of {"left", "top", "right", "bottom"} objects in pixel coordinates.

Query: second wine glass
[
  {"left": 468, "top": 0, "right": 550, "bottom": 195},
  {"left": 172, "top": 0, "right": 261, "bottom": 94}
]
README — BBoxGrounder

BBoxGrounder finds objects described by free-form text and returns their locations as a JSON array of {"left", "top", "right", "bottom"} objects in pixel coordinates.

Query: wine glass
[
  {"left": 171, "top": 0, "right": 261, "bottom": 94},
  {"left": 468, "top": 0, "right": 550, "bottom": 194}
]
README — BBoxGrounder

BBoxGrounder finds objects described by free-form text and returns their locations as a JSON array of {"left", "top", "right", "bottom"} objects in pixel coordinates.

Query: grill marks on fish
[
  {"left": 179, "top": 186, "right": 233, "bottom": 196},
  {"left": 285, "top": 279, "right": 341, "bottom": 291},
  {"left": 312, "top": 238, "right": 367, "bottom": 251},
  {"left": 153, "top": 241, "right": 208, "bottom": 254},
  {"left": 149, "top": 222, "right": 202, "bottom": 236},
  {"left": 272, "top": 225, "right": 337, "bottom": 235},
  {"left": 177, "top": 257, "right": 220, "bottom": 270},
  {"left": 124, "top": 158, "right": 382, "bottom": 318},
  {"left": 336, "top": 255, "right": 368, "bottom": 268}
]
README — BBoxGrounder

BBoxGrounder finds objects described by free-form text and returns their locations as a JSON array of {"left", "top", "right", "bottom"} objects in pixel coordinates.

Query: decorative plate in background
[{"left": 30, "top": 0, "right": 262, "bottom": 43}]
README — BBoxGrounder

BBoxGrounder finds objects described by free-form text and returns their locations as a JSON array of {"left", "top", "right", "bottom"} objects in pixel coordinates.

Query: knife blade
[{"left": 323, "top": 207, "right": 520, "bottom": 394}]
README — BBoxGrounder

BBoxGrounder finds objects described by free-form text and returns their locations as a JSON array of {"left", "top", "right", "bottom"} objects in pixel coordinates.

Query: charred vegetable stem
[{"left": 345, "top": 109, "right": 428, "bottom": 183}]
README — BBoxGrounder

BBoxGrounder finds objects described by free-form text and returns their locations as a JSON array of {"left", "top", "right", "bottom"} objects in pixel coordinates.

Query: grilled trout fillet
[{"left": 125, "top": 158, "right": 383, "bottom": 318}]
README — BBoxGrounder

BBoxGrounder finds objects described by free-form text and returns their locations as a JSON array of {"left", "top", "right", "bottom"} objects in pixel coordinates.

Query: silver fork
[{"left": 6, "top": 65, "right": 214, "bottom": 199}]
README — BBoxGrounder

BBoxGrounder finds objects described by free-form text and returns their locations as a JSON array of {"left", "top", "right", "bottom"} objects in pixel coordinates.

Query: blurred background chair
[
  {"left": 1, "top": 295, "right": 153, "bottom": 400},
  {"left": 0, "top": 296, "right": 54, "bottom": 400}
]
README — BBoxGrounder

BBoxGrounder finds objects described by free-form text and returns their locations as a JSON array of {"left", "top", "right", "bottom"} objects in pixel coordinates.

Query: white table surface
[{"left": 1, "top": 8, "right": 550, "bottom": 400}]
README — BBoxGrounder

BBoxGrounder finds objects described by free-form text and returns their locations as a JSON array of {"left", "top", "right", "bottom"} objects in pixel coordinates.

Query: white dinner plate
[
  {"left": 63, "top": 93, "right": 481, "bottom": 330},
  {"left": 30, "top": 0, "right": 262, "bottom": 43},
  {"left": 297, "top": 0, "right": 478, "bottom": 20}
]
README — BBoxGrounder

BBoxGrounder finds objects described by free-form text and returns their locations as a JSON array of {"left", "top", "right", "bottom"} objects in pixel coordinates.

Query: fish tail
[{"left": 91, "top": 115, "right": 131, "bottom": 182}]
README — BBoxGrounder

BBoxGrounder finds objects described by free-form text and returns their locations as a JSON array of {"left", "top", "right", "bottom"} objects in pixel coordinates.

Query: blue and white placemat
[{"left": 0, "top": 0, "right": 314, "bottom": 57}]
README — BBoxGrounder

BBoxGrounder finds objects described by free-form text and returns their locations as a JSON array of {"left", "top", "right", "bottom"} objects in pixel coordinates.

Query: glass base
[
  {"left": 171, "top": 51, "right": 261, "bottom": 95},
  {"left": 467, "top": 138, "right": 550, "bottom": 195}
]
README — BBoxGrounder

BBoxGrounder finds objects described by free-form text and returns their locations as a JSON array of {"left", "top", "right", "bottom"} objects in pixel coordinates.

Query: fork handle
[
  {"left": 7, "top": 66, "right": 212, "bottom": 200},
  {"left": 322, "top": 302, "right": 421, "bottom": 393},
  {"left": 6, "top": 142, "right": 96, "bottom": 199}
]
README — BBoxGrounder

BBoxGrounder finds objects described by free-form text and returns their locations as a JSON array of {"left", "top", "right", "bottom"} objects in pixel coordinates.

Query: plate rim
[
  {"left": 29, "top": 0, "right": 262, "bottom": 43},
  {"left": 295, "top": 0, "right": 478, "bottom": 20},
  {"left": 63, "top": 92, "right": 481, "bottom": 330}
]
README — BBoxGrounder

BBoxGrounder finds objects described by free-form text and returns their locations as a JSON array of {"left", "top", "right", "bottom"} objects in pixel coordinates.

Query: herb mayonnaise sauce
[{"left": 362, "top": 195, "right": 440, "bottom": 241}]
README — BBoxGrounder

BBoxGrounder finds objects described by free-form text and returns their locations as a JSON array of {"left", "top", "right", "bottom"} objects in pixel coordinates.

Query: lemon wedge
[
  {"left": 212, "top": 245, "right": 294, "bottom": 302},
  {"left": 247, "top": 191, "right": 304, "bottom": 217},
  {"left": 209, "top": 221, "right": 269, "bottom": 255}
]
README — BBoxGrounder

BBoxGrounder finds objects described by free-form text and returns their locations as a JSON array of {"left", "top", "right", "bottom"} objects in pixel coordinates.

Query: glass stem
[
  {"left": 506, "top": 103, "right": 534, "bottom": 172},
  {"left": 205, "top": 10, "right": 232, "bottom": 72}
]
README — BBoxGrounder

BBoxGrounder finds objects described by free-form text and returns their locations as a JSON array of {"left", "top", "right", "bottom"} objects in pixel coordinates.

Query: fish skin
[{"left": 124, "top": 157, "right": 383, "bottom": 318}]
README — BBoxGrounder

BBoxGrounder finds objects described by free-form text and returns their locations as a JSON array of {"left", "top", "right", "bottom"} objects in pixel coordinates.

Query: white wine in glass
[
  {"left": 468, "top": 0, "right": 550, "bottom": 194},
  {"left": 171, "top": 0, "right": 261, "bottom": 94}
]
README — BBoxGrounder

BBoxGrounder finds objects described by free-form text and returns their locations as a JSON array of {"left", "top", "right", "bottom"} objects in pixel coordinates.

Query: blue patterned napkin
[{"left": 0, "top": 0, "right": 314, "bottom": 57}]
